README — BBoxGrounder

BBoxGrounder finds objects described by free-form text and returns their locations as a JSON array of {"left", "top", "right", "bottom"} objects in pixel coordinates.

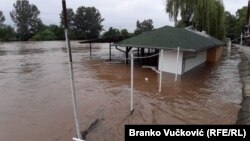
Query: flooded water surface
[{"left": 0, "top": 41, "right": 242, "bottom": 141}]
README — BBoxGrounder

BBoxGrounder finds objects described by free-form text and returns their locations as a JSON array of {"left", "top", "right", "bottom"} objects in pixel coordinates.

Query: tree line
[
  {"left": 1, "top": 0, "right": 246, "bottom": 42},
  {"left": 0, "top": 0, "right": 154, "bottom": 42},
  {"left": 165, "top": 0, "right": 248, "bottom": 41}
]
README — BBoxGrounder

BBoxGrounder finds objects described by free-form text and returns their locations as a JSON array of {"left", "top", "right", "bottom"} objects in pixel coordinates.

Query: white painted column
[
  {"left": 130, "top": 53, "right": 134, "bottom": 112},
  {"left": 175, "top": 47, "right": 180, "bottom": 82},
  {"left": 159, "top": 49, "right": 163, "bottom": 92}
]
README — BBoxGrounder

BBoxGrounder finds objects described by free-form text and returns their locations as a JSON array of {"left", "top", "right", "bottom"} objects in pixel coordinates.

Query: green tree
[
  {"left": 102, "top": 27, "right": 120, "bottom": 38},
  {"left": 10, "top": 0, "right": 42, "bottom": 41},
  {"left": 0, "top": 25, "right": 16, "bottom": 41},
  {"left": 60, "top": 8, "right": 75, "bottom": 30},
  {"left": 165, "top": 0, "right": 225, "bottom": 40},
  {"left": 74, "top": 6, "right": 104, "bottom": 39},
  {"left": 0, "top": 10, "right": 5, "bottom": 27},
  {"left": 31, "top": 24, "right": 65, "bottom": 41},
  {"left": 134, "top": 19, "right": 154, "bottom": 35},
  {"left": 236, "top": 6, "right": 248, "bottom": 36},
  {"left": 225, "top": 11, "right": 237, "bottom": 39},
  {"left": 31, "top": 29, "right": 56, "bottom": 41},
  {"left": 120, "top": 29, "right": 129, "bottom": 36},
  {"left": 47, "top": 24, "right": 65, "bottom": 40}
]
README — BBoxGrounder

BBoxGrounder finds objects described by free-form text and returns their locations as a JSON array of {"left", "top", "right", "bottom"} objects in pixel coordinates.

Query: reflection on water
[{"left": 0, "top": 41, "right": 242, "bottom": 141}]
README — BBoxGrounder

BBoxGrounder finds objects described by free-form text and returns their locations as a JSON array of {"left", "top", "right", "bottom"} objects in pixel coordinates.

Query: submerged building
[{"left": 113, "top": 26, "right": 224, "bottom": 75}]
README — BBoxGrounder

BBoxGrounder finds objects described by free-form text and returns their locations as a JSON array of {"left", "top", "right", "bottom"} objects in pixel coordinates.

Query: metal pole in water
[
  {"left": 175, "top": 47, "right": 180, "bottom": 82},
  {"left": 62, "top": 0, "right": 83, "bottom": 139},
  {"left": 131, "top": 53, "right": 134, "bottom": 112},
  {"left": 159, "top": 49, "right": 163, "bottom": 92}
]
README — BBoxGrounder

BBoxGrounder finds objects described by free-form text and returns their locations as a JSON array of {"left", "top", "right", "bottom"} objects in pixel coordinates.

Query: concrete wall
[
  {"left": 183, "top": 51, "right": 207, "bottom": 73},
  {"left": 158, "top": 50, "right": 183, "bottom": 75}
]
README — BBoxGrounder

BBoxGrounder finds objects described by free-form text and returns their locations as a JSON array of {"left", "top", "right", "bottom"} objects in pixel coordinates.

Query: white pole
[
  {"left": 62, "top": 0, "right": 82, "bottom": 139},
  {"left": 69, "top": 63, "right": 82, "bottom": 139},
  {"left": 175, "top": 47, "right": 180, "bottom": 82},
  {"left": 159, "top": 49, "right": 163, "bottom": 92},
  {"left": 130, "top": 53, "right": 134, "bottom": 112},
  {"left": 73, "top": 137, "right": 85, "bottom": 141}
]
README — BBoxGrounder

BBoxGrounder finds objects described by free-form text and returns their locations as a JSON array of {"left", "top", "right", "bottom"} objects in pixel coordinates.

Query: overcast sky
[{"left": 0, "top": 0, "right": 248, "bottom": 32}]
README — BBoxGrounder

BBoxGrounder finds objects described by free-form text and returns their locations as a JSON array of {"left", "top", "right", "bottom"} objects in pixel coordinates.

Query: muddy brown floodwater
[{"left": 0, "top": 41, "right": 242, "bottom": 141}]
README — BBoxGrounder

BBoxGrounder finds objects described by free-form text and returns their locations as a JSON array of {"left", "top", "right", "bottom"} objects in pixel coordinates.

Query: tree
[
  {"left": 224, "top": 7, "right": 248, "bottom": 40},
  {"left": 134, "top": 19, "right": 154, "bottom": 35},
  {"left": 74, "top": 6, "right": 104, "bottom": 39},
  {"left": 225, "top": 11, "right": 238, "bottom": 39},
  {"left": 236, "top": 6, "right": 248, "bottom": 35},
  {"left": 0, "top": 10, "right": 5, "bottom": 27},
  {"left": 31, "top": 29, "right": 56, "bottom": 41},
  {"left": 165, "top": 0, "right": 225, "bottom": 40},
  {"left": 60, "top": 8, "right": 75, "bottom": 30},
  {"left": 120, "top": 29, "right": 129, "bottom": 36},
  {"left": 0, "top": 25, "right": 16, "bottom": 41},
  {"left": 10, "top": 0, "right": 42, "bottom": 41},
  {"left": 102, "top": 27, "right": 120, "bottom": 38},
  {"left": 31, "top": 24, "right": 65, "bottom": 41},
  {"left": 47, "top": 24, "right": 65, "bottom": 40}
]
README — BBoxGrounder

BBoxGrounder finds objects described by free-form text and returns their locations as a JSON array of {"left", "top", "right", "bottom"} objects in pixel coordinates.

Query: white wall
[
  {"left": 158, "top": 50, "right": 183, "bottom": 75},
  {"left": 183, "top": 51, "right": 207, "bottom": 73}
]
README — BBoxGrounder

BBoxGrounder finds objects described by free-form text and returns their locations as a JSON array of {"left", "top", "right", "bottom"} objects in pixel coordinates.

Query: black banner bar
[{"left": 125, "top": 125, "right": 250, "bottom": 141}]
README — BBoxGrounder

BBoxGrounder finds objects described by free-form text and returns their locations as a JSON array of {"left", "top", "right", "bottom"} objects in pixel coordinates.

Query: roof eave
[{"left": 112, "top": 43, "right": 196, "bottom": 52}]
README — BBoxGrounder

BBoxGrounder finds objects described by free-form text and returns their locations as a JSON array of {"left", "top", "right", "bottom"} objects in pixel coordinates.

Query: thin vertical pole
[
  {"left": 90, "top": 43, "right": 92, "bottom": 58},
  {"left": 109, "top": 43, "right": 111, "bottom": 61},
  {"left": 175, "top": 47, "right": 180, "bottom": 82},
  {"left": 131, "top": 53, "right": 134, "bottom": 112},
  {"left": 62, "top": 0, "right": 82, "bottom": 139},
  {"left": 159, "top": 49, "right": 163, "bottom": 92}
]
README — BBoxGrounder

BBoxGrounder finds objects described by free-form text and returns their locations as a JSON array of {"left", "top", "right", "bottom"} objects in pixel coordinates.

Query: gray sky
[{"left": 0, "top": 0, "right": 248, "bottom": 32}]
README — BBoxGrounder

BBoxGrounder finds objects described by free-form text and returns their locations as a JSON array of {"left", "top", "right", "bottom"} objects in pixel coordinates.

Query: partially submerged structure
[{"left": 113, "top": 26, "right": 224, "bottom": 75}]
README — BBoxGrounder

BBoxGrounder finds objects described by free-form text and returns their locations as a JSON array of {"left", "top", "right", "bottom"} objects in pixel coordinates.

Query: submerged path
[{"left": 237, "top": 45, "right": 250, "bottom": 124}]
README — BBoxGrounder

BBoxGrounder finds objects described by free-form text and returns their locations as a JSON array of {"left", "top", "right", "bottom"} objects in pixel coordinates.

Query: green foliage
[
  {"left": 102, "top": 27, "right": 120, "bottom": 38},
  {"left": 134, "top": 19, "right": 154, "bottom": 35},
  {"left": 60, "top": 8, "right": 75, "bottom": 30},
  {"left": 225, "top": 11, "right": 238, "bottom": 39},
  {"left": 31, "top": 24, "right": 65, "bottom": 41},
  {"left": 0, "top": 25, "right": 16, "bottom": 41},
  {"left": 224, "top": 7, "right": 248, "bottom": 40},
  {"left": 120, "top": 29, "right": 129, "bottom": 36},
  {"left": 165, "top": 0, "right": 225, "bottom": 40},
  {"left": 0, "top": 10, "right": 5, "bottom": 27},
  {"left": 236, "top": 6, "right": 248, "bottom": 34},
  {"left": 74, "top": 6, "right": 104, "bottom": 39},
  {"left": 47, "top": 24, "right": 65, "bottom": 40},
  {"left": 31, "top": 29, "right": 56, "bottom": 41},
  {"left": 10, "top": 0, "right": 42, "bottom": 41}
]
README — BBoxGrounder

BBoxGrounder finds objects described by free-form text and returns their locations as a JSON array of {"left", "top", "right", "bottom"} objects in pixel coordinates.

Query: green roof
[{"left": 113, "top": 26, "right": 224, "bottom": 52}]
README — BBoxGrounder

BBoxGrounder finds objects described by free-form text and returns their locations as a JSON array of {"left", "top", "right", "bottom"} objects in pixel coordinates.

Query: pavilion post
[
  {"left": 90, "top": 43, "right": 92, "bottom": 58},
  {"left": 175, "top": 47, "right": 180, "bottom": 82},
  {"left": 126, "top": 47, "right": 129, "bottom": 64},
  {"left": 130, "top": 53, "right": 134, "bottom": 113},
  {"left": 159, "top": 49, "right": 163, "bottom": 92},
  {"left": 109, "top": 43, "right": 111, "bottom": 61}
]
